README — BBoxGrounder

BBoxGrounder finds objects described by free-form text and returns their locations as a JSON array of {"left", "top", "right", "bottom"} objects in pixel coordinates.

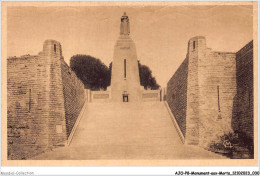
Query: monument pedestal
[{"left": 110, "top": 13, "right": 141, "bottom": 102}]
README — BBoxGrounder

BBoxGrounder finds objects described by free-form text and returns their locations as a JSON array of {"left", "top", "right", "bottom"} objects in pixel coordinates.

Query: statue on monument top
[{"left": 120, "top": 12, "right": 130, "bottom": 35}]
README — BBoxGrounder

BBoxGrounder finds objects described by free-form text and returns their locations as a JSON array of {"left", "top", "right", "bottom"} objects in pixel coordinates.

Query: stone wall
[
  {"left": 7, "top": 40, "right": 85, "bottom": 159},
  {"left": 198, "top": 50, "right": 236, "bottom": 148},
  {"left": 167, "top": 57, "right": 188, "bottom": 137},
  {"left": 141, "top": 89, "right": 161, "bottom": 102},
  {"left": 91, "top": 90, "right": 110, "bottom": 102},
  {"left": 89, "top": 89, "right": 161, "bottom": 103},
  {"left": 61, "top": 60, "right": 85, "bottom": 138},
  {"left": 232, "top": 41, "right": 254, "bottom": 141},
  {"left": 166, "top": 36, "right": 237, "bottom": 147},
  {"left": 7, "top": 55, "right": 52, "bottom": 160}
]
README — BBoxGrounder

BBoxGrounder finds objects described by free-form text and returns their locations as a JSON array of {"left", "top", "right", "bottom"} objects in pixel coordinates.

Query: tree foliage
[
  {"left": 70, "top": 55, "right": 160, "bottom": 90},
  {"left": 70, "top": 55, "right": 110, "bottom": 90},
  {"left": 138, "top": 61, "right": 160, "bottom": 90}
]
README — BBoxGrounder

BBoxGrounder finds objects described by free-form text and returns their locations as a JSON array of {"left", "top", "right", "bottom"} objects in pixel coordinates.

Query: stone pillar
[
  {"left": 41, "top": 40, "right": 67, "bottom": 146},
  {"left": 185, "top": 36, "right": 206, "bottom": 145}
]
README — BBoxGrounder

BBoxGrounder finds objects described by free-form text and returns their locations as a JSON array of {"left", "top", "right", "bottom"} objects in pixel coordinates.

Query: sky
[{"left": 7, "top": 5, "right": 253, "bottom": 87}]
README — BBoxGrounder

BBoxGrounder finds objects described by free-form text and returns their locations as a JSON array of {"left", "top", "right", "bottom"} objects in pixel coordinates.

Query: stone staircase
[{"left": 34, "top": 102, "right": 225, "bottom": 160}]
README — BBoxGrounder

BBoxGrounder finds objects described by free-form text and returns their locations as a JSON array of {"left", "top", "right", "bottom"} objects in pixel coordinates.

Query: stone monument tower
[{"left": 110, "top": 12, "right": 141, "bottom": 102}]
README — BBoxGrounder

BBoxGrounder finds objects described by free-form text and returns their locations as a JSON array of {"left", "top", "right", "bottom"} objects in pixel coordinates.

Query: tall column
[{"left": 111, "top": 13, "right": 141, "bottom": 102}]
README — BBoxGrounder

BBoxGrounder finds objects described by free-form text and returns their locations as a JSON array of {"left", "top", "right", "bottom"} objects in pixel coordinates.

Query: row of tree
[{"left": 70, "top": 54, "right": 160, "bottom": 91}]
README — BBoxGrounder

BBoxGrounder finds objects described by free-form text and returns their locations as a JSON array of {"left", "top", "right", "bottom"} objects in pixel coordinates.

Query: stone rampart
[
  {"left": 7, "top": 40, "right": 85, "bottom": 159},
  {"left": 232, "top": 41, "right": 254, "bottom": 142},
  {"left": 166, "top": 36, "right": 238, "bottom": 147}
]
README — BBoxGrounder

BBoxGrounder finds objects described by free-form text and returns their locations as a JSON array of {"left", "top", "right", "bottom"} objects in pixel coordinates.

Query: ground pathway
[{"left": 34, "top": 102, "right": 225, "bottom": 159}]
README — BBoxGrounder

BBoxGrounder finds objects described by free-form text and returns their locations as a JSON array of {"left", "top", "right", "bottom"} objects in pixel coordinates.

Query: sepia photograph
[{"left": 1, "top": 1, "right": 258, "bottom": 167}]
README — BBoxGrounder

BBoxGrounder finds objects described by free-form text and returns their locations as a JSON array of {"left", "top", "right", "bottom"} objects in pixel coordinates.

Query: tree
[
  {"left": 138, "top": 61, "right": 160, "bottom": 90},
  {"left": 70, "top": 55, "right": 110, "bottom": 90},
  {"left": 70, "top": 55, "right": 160, "bottom": 90}
]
